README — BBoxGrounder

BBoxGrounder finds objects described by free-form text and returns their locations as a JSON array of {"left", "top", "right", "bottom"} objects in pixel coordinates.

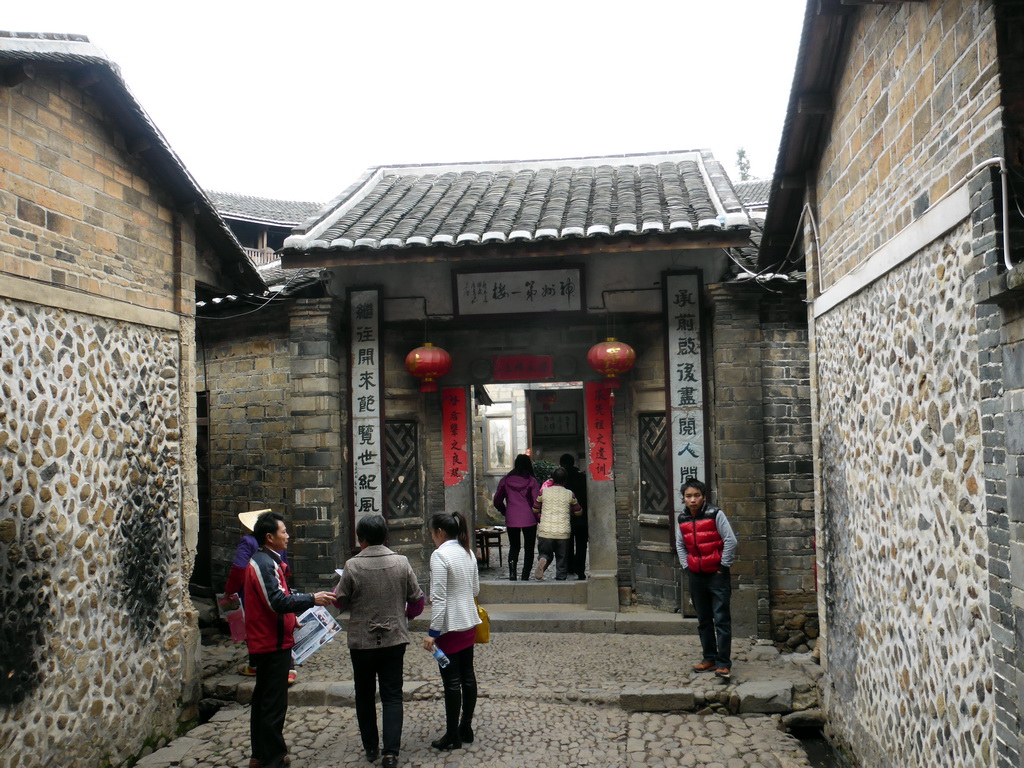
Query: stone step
[
  {"left": 409, "top": 603, "right": 697, "bottom": 635},
  {"left": 478, "top": 579, "right": 587, "bottom": 603}
]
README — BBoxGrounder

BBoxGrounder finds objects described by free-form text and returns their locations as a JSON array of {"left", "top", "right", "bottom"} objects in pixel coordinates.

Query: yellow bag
[{"left": 475, "top": 599, "right": 490, "bottom": 644}]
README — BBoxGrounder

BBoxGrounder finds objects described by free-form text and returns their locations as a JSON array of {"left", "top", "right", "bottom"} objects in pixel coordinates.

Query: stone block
[
  {"left": 735, "top": 681, "right": 793, "bottom": 713},
  {"left": 134, "top": 737, "right": 204, "bottom": 766},
  {"left": 619, "top": 688, "right": 695, "bottom": 712},
  {"left": 289, "top": 682, "right": 328, "bottom": 707}
]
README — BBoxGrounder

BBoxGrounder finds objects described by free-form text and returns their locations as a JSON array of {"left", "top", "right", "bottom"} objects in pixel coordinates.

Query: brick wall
[
  {"left": 0, "top": 73, "right": 179, "bottom": 312},
  {"left": 198, "top": 306, "right": 294, "bottom": 587},
  {"left": 816, "top": 1, "right": 1000, "bottom": 289},
  {"left": 707, "top": 283, "right": 770, "bottom": 637},
  {"left": 760, "top": 288, "right": 817, "bottom": 649},
  {"left": 972, "top": 164, "right": 1024, "bottom": 768}
]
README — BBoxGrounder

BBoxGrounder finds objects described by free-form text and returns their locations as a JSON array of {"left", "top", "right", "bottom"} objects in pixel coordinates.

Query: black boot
[
  {"left": 521, "top": 555, "right": 533, "bottom": 582},
  {"left": 431, "top": 689, "right": 462, "bottom": 750},
  {"left": 459, "top": 679, "right": 477, "bottom": 743},
  {"left": 509, "top": 560, "right": 518, "bottom": 581}
]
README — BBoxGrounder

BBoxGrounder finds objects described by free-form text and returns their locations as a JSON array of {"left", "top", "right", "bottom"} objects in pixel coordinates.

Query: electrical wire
[{"left": 196, "top": 268, "right": 319, "bottom": 321}]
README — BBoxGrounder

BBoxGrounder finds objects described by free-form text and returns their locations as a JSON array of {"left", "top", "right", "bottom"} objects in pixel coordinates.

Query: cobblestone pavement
[
  {"left": 151, "top": 702, "right": 811, "bottom": 768},
  {"left": 139, "top": 629, "right": 819, "bottom": 768}
]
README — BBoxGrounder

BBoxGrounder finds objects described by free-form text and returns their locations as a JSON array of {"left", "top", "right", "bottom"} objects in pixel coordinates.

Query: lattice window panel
[
  {"left": 639, "top": 413, "right": 670, "bottom": 514},
  {"left": 385, "top": 420, "right": 420, "bottom": 518}
]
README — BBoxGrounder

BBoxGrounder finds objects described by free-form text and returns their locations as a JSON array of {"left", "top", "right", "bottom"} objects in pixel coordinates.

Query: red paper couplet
[
  {"left": 586, "top": 381, "right": 613, "bottom": 481},
  {"left": 442, "top": 387, "right": 469, "bottom": 486}
]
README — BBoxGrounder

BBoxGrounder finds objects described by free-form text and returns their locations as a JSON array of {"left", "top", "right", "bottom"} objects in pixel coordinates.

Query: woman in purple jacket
[{"left": 492, "top": 454, "right": 540, "bottom": 581}]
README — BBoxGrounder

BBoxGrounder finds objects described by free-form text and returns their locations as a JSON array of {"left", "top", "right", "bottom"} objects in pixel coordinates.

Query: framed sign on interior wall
[
  {"left": 533, "top": 411, "right": 577, "bottom": 437},
  {"left": 484, "top": 416, "right": 513, "bottom": 474}
]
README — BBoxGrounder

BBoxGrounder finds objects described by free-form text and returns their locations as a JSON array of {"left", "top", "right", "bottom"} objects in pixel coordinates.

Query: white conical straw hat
[{"left": 238, "top": 509, "right": 272, "bottom": 532}]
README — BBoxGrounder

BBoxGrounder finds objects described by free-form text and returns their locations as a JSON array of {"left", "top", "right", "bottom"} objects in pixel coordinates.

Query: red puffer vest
[{"left": 678, "top": 509, "right": 724, "bottom": 574}]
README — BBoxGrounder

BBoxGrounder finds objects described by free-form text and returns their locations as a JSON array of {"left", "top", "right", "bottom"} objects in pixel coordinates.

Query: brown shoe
[
  {"left": 693, "top": 660, "right": 716, "bottom": 672},
  {"left": 715, "top": 667, "right": 731, "bottom": 679}
]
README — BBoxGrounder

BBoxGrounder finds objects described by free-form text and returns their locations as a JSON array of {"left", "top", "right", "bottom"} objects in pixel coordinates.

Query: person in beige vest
[{"left": 531, "top": 467, "right": 582, "bottom": 580}]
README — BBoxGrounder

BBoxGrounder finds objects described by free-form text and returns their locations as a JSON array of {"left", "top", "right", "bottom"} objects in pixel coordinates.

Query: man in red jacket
[
  {"left": 674, "top": 479, "right": 738, "bottom": 679},
  {"left": 243, "top": 511, "right": 334, "bottom": 768}
]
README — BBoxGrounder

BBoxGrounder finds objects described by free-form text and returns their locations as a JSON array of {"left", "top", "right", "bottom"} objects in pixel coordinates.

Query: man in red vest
[{"left": 675, "top": 479, "right": 738, "bottom": 679}]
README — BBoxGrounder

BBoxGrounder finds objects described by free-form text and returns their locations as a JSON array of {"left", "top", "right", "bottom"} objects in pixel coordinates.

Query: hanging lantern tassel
[
  {"left": 405, "top": 342, "right": 452, "bottom": 393},
  {"left": 587, "top": 338, "right": 636, "bottom": 389}
]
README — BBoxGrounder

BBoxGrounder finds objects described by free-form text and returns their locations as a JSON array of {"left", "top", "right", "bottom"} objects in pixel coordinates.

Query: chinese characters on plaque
[
  {"left": 350, "top": 289, "right": 383, "bottom": 529},
  {"left": 442, "top": 387, "right": 468, "bottom": 486},
  {"left": 665, "top": 273, "right": 706, "bottom": 512},
  {"left": 491, "top": 355, "right": 554, "bottom": 382},
  {"left": 586, "top": 382, "right": 613, "bottom": 481},
  {"left": 455, "top": 268, "right": 583, "bottom": 316}
]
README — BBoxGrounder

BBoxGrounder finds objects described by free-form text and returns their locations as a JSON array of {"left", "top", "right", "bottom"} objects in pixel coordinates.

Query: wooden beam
[
  {"left": 817, "top": 0, "right": 855, "bottom": 14},
  {"left": 2, "top": 63, "right": 35, "bottom": 87},
  {"left": 797, "top": 93, "right": 833, "bottom": 115},
  {"left": 73, "top": 66, "right": 103, "bottom": 88},
  {"left": 128, "top": 136, "right": 152, "bottom": 156},
  {"left": 281, "top": 230, "right": 752, "bottom": 270}
]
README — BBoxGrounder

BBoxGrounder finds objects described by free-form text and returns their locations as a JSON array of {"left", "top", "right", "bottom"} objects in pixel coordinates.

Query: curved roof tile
[{"left": 283, "top": 150, "right": 748, "bottom": 254}]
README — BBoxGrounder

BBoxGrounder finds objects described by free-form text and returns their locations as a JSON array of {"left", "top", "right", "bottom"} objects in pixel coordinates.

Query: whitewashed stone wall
[
  {"left": 0, "top": 298, "right": 194, "bottom": 768},
  {"left": 815, "top": 222, "right": 994, "bottom": 768}
]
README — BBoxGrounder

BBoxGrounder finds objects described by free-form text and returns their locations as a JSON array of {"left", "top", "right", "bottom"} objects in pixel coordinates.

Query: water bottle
[{"left": 432, "top": 647, "right": 450, "bottom": 668}]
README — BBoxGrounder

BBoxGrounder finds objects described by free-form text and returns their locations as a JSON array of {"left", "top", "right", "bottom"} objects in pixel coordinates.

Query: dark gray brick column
[
  {"left": 287, "top": 298, "right": 346, "bottom": 590},
  {"left": 707, "top": 282, "right": 770, "bottom": 638}
]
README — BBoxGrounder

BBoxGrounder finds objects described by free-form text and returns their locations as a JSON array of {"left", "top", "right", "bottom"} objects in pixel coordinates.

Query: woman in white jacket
[{"left": 423, "top": 511, "right": 481, "bottom": 751}]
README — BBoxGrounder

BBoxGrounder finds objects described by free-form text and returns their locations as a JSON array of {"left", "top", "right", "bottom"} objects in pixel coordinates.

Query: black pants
[
  {"left": 567, "top": 518, "right": 588, "bottom": 576},
  {"left": 438, "top": 645, "right": 477, "bottom": 736},
  {"left": 688, "top": 569, "right": 733, "bottom": 668},
  {"left": 507, "top": 525, "right": 537, "bottom": 577},
  {"left": 250, "top": 648, "right": 292, "bottom": 768},
  {"left": 351, "top": 644, "right": 407, "bottom": 757}
]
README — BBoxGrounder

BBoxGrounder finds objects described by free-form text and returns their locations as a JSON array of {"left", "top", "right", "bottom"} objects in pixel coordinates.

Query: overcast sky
[{"left": 6, "top": 1, "right": 806, "bottom": 204}]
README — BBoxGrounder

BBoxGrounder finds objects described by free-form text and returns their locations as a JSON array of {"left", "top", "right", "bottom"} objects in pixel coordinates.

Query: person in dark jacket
[
  {"left": 334, "top": 515, "right": 424, "bottom": 768},
  {"left": 243, "top": 511, "right": 335, "bottom": 768},
  {"left": 492, "top": 454, "right": 540, "bottom": 580},
  {"left": 558, "top": 454, "right": 589, "bottom": 579},
  {"left": 674, "top": 479, "right": 738, "bottom": 679}
]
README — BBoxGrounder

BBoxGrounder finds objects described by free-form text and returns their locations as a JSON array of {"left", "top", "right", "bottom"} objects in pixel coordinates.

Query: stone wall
[
  {"left": 197, "top": 306, "right": 294, "bottom": 590},
  {"left": 760, "top": 289, "right": 816, "bottom": 650},
  {"left": 0, "top": 298, "right": 194, "bottom": 768},
  {"left": 198, "top": 299, "right": 346, "bottom": 593},
  {"left": 815, "top": 222, "right": 993, "bottom": 768},
  {"left": 816, "top": 1, "right": 1000, "bottom": 288}
]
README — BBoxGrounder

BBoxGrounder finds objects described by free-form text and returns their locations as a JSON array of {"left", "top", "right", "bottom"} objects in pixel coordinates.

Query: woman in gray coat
[{"left": 334, "top": 515, "right": 424, "bottom": 768}]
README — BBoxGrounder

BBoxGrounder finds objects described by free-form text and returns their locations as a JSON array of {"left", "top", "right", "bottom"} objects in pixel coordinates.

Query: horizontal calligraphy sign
[
  {"left": 492, "top": 355, "right": 554, "bottom": 382},
  {"left": 454, "top": 266, "right": 584, "bottom": 317}
]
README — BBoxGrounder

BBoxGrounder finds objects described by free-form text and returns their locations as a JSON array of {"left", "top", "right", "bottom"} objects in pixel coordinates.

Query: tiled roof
[
  {"left": 208, "top": 191, "right": 323, "bottom": 227},
  {"left": 734, "top": 178, "right": 771, "bottom": 209},
  {"left": 283, "top": 150, "right": 749, "bottom": 253}
]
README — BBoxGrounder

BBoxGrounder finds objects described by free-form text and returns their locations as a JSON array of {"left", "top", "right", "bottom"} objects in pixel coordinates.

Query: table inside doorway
[{"left": 475, "top": 526, "right": 506, "bottom": 568}]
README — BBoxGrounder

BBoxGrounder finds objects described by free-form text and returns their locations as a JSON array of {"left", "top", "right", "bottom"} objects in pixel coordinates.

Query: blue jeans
[
  {"left": 350, "top": 644, "right": 407, "bottom": 757},
  {"left": 688, "top": 568, "right": 732, "bottom": 668}
]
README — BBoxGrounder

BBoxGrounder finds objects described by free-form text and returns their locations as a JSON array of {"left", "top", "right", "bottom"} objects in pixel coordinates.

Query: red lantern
[
  {"left": 405, "top": 342, "right": 452, "bottom": 393},
  {"left": 587, "top": 337, "right": 636, "bottom": 389},
  {"left": 536, "top": 392, "right": 558, "bottom": 411}
]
